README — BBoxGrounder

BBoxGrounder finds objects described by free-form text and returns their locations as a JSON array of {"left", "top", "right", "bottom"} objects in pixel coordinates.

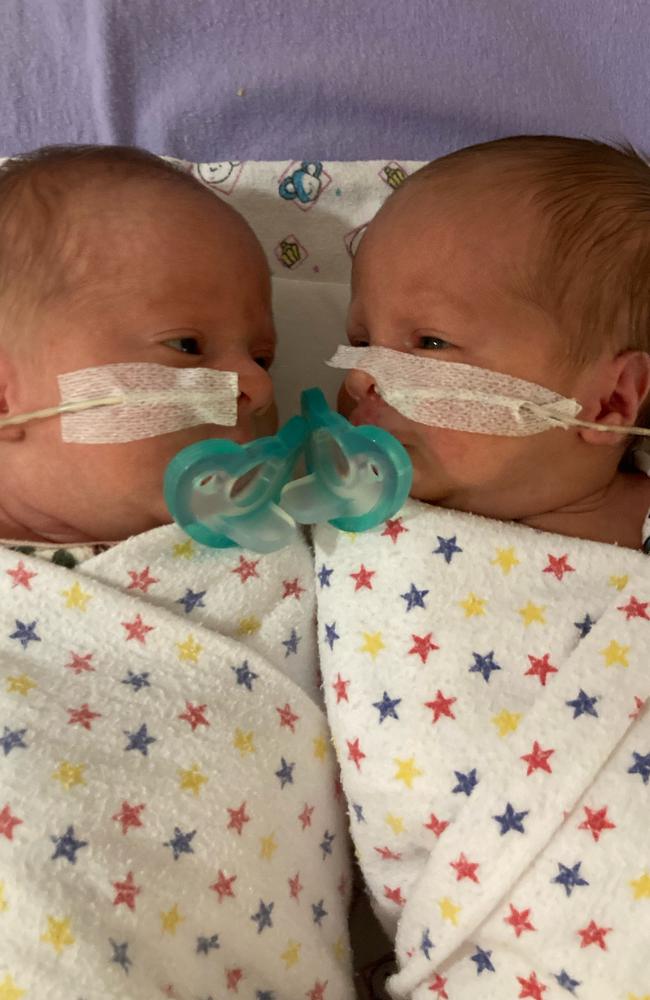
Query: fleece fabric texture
[
  {"left": 314, "top": 499, "right": 649, "bottom": 1000},
  {"left": 0, "top": 526, "right": 354, "bottom": 1000}
]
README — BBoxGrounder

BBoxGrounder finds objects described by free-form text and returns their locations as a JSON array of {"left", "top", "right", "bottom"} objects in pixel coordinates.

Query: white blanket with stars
[
  {"left": 0, "top": 527, "right": 354, "bottom": 1000},
  {"left": 314, "top": 499, "right": 649, "bottom": 1000}
]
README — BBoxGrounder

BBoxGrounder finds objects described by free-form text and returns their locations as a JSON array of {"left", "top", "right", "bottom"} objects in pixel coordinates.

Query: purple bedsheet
[{"left": 1, "top": 0, "right": 648, "bottom": 161}]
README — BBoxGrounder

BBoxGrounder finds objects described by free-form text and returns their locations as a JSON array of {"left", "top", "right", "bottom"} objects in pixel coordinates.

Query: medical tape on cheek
[{"left": 327, "top": 345, "right": 583, "bottom": 436}]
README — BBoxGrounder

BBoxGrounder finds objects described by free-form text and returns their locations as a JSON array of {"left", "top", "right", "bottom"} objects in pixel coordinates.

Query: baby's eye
[
  {"left": 418, "top": 335, "right": 450, "bottom": 350},
  {"left": 165, "top": 337, "right": 202, "bottom": 355},
  {"left": 254, "top": 355, "right": 273, "bottom": 371}
]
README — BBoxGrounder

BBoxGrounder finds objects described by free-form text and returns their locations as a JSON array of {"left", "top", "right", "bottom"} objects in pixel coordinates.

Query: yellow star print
[
  {"left": 394, "top": 756, "right": 423, "bottom": 789},
  {"left": 628, "top": 994, "right": 650, "bottom": 1000},
  {"left": 233, "top": 729, "right": 255, "bottom": 755},
  {"left": 334, "top": 936, "right": 347, "bottom": 962},
  {"left": 312, "top": 735, "right": 328, "bottom": 761},
  {"left": 52, "top": 761, "right": 86, "bottom": 790},
  {"left": 41, "top": 915, "right": 75, "bottom": 953},
  {"left": 5, "top": 674, "right": 36, "bottom": 696},
  {"left": 601, "top": 640, "right": 630, "bottom": 668},
  {"left": 281, "top": 940, "right": 301, "bottom": 968},
  {"left": 459, "top": 593, "right": 487, "bottom": 617},
  {"left": 176, "top": 635, "right": 203, "bottom": 664},
  {"left": 260, "top": 833, "right": 278, "bottom": 860},
  {"left": 438, "top": 897, "right": 461, "bottom": 925},
  {"left": 0, "top": 881, "right": 7, "bottom": 913},
  {"left": 519, "top": 601, "right": 546, "bottom": 626},
  {"left": 161, "top": 903, "right": 184, "bottom": 934},
  {"left": 609, "top": 574, "right": 629, "bottom": 591},
  {"left": 359, "top": 632, "right": 385, "bottom": 659},
  {"left": 61, "top": 581, "right": 92, "bottom": 611},
  {"left": 0, "top": 975, "right": 25, "bottom": 1000},
  {"left": 173, "top": 539, "right": 195, "bottom": 558},
  {"left": 237, "top": 616, "right": 261, "bottom": 636},
  {"left": 492, "top": 709, "right": 523, "bottom": 737},
  {"left": 629, "top": 872, "right": 650, "bottom": 900},
  {"left": 178, "top": 763, "right": 208, "bottom": 797},
  {"left": 491, "top": 547, "right": 520, "bottom": 574},
  {"left": 386, "top": 813, "right": 405, "bottom": 835}
]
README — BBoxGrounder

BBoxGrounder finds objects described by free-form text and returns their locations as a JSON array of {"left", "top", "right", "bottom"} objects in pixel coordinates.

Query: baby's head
[
  {"left": 341, "top": 136, "right": 650, "bottom": 522},
  {"left": 0, "top": 146, "right": 276, "bottom": 542}
]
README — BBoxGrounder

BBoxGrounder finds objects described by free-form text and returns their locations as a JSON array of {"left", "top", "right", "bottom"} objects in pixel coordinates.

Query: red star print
[
  {"left": 450, "top": 852, "right": 480, "bottom": 883},
  {"left": 6, "top": 560, "right": 38, "bottom": 589},
  {"left": 350, "top": 564, "right": 375, "bottom": 591},
  {"left": 521, "top": 741, "right": 554, "bottom": 776},
  {"left": 307, "top": 983, "right": 327, "bottom": 1000},
  {"left": 375, "top": 846, "right": 402, "bottom": 861},
  {"left": 338, "top": 873, "right": 349, "bottom": 897},
  {"left": 126, "top": 566, "right": 159, "bottom": 593},
  {"left": 409, "top": 633, "right": 439, "bottom": 664},
  {"left": 578, "top": 805, "right": 616, "bottom": 842},
  {"left": 429, "top": 975, "right": 449, "bottom": 999},
  {"left": 276, "top": 703, "right": 299, "bottom": 731},
  {"left": 178, "top": 701, "right": 209, "bottom": 731},
  {"left": 543, "top": 553, "right": 575, "bottom": 581},
  {"left": 65, "top": 651, "right": 95, "bottom": 674},
  {"left": 382, "top": 517, "right": 408, "bottom": 543},
  {"left": 232, "top": 556, "right": 260, "bottom": 582},
  {"left": 121, "top": 613, "right": 154, "bottom": 644},
  {"left": 67, "top": 703, "right": 102, "bottom": 731},
  {"left": 629, "top": 695, "right": 646, "bottom": 720},
  {"left": 424, "top": 813, "right": 449, "bottom": 838},
  {"left": 524, "top": 652, "right": 558, "bottom": 686},
  {"left": 424, "top": 690, "right": 456, "bottom": 723},
  {"left": 0, "top": 804, "right": 23, "bottom": 841},
  {"left": 504, "top": 903, "right": 536, "bottom": 937},
  {"left": 282, "top": 577, "right": 305, "bottom": 600},
  {"left": 384, "top": 885, "right": 406, "bottom": 906},
  {"left": 226, "top": 967, "right": 243, "bottom": 991},
  {"left": 334, "top": 776, "right": 344, "bottom": 800},
  {"left": 289, "top": 872, "right": 303, "bottom": 900},
  {"left": 332, "top": 673, "right": 350, "bottom": 703},
  {"left": 298, "top": 804, "right": 314, "bottom": 829},
  {"left": 112, "top": 801, "right": 145, "bottom": 834},
  {"left": 347, "top": 737, "right": 366, "bottom": 771},
  {"left": 578, "top": 920, "right": 611, "bottom": 950},
  {"left": 617, "top": 595, "right": 649, "bottom": 620},
  {"left": 112, "top": 870, "right": 140, "bottom": 910},
  {"left": 517, "top": 972, "right": 547, "bottom": 999},
  {"left": 210, "top": 869, "right": 237, "bottom": 902},
  {"left": 227, "top": 802, "right": 250, "bottom": 835}
]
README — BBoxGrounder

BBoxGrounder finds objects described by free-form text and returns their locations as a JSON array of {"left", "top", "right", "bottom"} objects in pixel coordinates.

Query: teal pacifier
[
  {"left": 280, "top": 388, "right": 412, "bottom": 532},
  {"left": 163, "top": 416, "right": 308, "bottom": 553}
]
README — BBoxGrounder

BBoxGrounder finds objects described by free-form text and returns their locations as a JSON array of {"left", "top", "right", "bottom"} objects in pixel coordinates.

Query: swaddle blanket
[
  {"left": 0, "top": 528, "right": 354, "bottom": 1000},
  {"left": 314, "top": 499, "right": 649, "bottom": 1000}
]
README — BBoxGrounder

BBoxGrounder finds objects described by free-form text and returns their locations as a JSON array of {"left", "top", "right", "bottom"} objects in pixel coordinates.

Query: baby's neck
[{"left": 0, "top": 503, "right": 99, "bottom": 546}]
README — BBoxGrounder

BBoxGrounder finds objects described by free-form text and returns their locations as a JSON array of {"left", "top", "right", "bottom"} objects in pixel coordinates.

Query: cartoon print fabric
[
  {"left": 314, "top": 499, "right": 649, "bottom": 999},
  {"left": 0, "top": 527, "right": 354, "bottom": 999}
]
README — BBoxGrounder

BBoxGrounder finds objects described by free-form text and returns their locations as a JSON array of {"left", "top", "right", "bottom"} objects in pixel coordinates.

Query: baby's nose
[
  {"left": 236, "top": 361, "right": 275, "bottom": 418},
  {"left": 345, "top": 368, "right": 377, "bottom": 402}
]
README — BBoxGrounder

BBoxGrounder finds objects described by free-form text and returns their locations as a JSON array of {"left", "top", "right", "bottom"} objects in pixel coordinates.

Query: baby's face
[
  {"left": 340, "top": 181, "right": 609, "bottom": 519},
  {"left": 4, "top": 184, "right": 277, "bottom": 542}
]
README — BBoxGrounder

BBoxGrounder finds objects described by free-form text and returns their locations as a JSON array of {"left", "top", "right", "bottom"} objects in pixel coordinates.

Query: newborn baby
[{"left": 316, "top": 136, "right": 650, "bottom": 999}]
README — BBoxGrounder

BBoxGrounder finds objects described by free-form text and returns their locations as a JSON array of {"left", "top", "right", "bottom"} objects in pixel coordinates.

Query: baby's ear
[
  {"left": 578, "top": 350, "right": 650, "bottom": 447},
  {"left": 0, "top": 348, "right": 24, "bottom": 442}
]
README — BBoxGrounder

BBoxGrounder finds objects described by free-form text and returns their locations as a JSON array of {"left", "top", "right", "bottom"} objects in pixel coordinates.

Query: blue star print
[
  {"left": 196, "top": 934, "right": 220, "bottom": 954},
  {"left": 256, "top": 992, "right": 275, "bottom": 1000},
  {"left": 123, "top": 723, "right": 156, "bottom": 755},
  {"left": 452, "top": 769, "right": 478, "bottom": 796},
  {"left": 177, "top": 588, "right": 206, "bottom": 614},
  {"left": 164, "top": 827, "right": 196, "bottom": 860},
  {"left": 469, "top": 650, "right": 502, "bottom": 683},
  {"left": 552, "top": 861, "right": 589, "bottom": 896},
  {"left": 566, "top": 689, "right": 599, "bottom": 719},
  {"left": 282, "top": 628, "right": 300, "bottom": 657},
  {"left": 109, "top": 939, "right": 132, "bottom": 974},
  {"left": 373, "top": 691, "right": 401, "bottom": 723},
  {"left": 420, "top": 928, "right": 434, "bottom": 960},
  {"left": 232, "top": 660, "right": 258, "bottom": 691},
  {"left": 121, "top": 670, "right": 150, "bottom": 692},
  {"left": 0, "top": 726, "right": 27, "bottom": 756},
  {"left": 317, "top": 564, "right": 334, "bottom": 588},
  {"left": 275, "top": 757, "right": 295, "bottom": 788},
  {"left": 9, "top": 619, "right": 40, "bottom": 649},
  {"left": 251, "top": 900, "right": 274, "bottom": 933},
  {"left": 320, "top": 830, "right": 335, "bottom": 858},
  {"left": 352, "top": 803, "right": 365, "bottom": 823},
  {"left": 324, "top": 622, "right": 340, "bottom": 651},
  {"left": 470, "top": 945, "right": 495, "bottom": 974},
  {"left": 432, "top": 535, "right": 462, "bottom": 564},
  {"left": 50, "top": 825, "right": 88, "bottom": 864},
  {"left": 554, "top": 970, "right": 581, "bottom": 994},
  {"left": 574, "top": 613, "right": 594, "bottom": 639},
  {"left": 312, "top": 899, "right": 327, "bottom": 925},
  {"left": 628, "top": 751, "right": 650, "bottom": 784},
  {"left": 401, "top": 583, "right": 429, "bottom": 611},
  {"left": 493, "top": 803, "right": 529, "bottom": 835}
]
